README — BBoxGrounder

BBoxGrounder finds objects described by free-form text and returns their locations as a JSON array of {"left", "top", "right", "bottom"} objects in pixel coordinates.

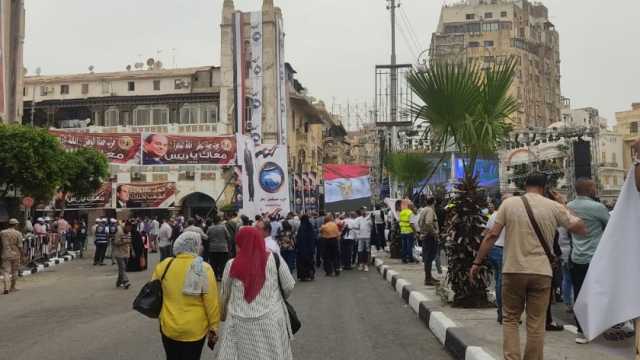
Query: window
[
  {"left": 134, "top": 109, "right": 151, "bottom": 126},
  {"left": 631, "top": 121, "right": 639, "bottom": 134},
  {"left": 465, "top": 22, "right": 481, "bottom": 33},
  {"left": 128, "top": 81, "right": 135, "bottom": 92},
  {"left": 152, "top": 108, "right": 169, "bottom": 125},
  {"left": 153, "top": 80, "right": 161, "bottom": 91},
  {"left": 468, "top": 41, "right": 480, "bottom": 48},
  {"left": 23, "top": 87, "right": 26, "bottom": 96},
  {"left": 501, "top": 11, "right": 508, "bottom": 17},
  {"left": 40, "top": 86, "right": 49, "bottom": 96},
  {"left": 104, "top": 108, "right": 119, "bottom": 127},
  {"left": 465, "top": 13, "right": 475, "bottom": 20},
  {"left": 484, "top": 12, "right": 493, "bottom": 19},
  {"left": 602, "top": 151, "right": 606, "bottom": 163},
  {"left": 612, "top": 152, "right": 617, "bottom": 163},
  {"left": 481, "top": 22, "right": 499, "bottom": 32},
  {"left": 81, "top": 83, "right": 89, "bottom": 95},
  {"left": 60, "top": 84, "right": 69, "bottom": 95},
  {"left": 613, "top": 177, "right": 619, "bottom": 186},
  {"left": 484, "top": 40, "right": 494, "bottom": 48},
  {"left": 180, "top": 103, "right": 218, "bottom": 124}
]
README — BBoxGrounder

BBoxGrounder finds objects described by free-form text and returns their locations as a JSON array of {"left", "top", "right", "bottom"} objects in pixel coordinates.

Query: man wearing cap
[{"left": 1, "top": 219, "right": 24, "bottom": 294}]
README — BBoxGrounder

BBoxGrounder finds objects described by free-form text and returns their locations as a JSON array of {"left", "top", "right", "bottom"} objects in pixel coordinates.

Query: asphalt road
[{"left": 0, "top": 253, "right": 451, "bottom": 360}]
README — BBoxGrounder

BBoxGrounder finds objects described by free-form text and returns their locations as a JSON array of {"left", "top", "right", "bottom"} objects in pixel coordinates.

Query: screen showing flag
[{"left": 323, "top": 164, "right": 372, "bottom": 212}]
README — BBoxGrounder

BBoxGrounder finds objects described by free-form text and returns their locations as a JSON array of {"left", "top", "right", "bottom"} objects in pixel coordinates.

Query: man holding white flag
[{"left": 574, "top": 138, "right": 640, "bottom": 358}]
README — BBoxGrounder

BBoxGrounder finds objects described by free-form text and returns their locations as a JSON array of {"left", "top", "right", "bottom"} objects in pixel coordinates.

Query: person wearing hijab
[
  {"left": 296, "top": 214, "right": 317, "bottom": 281},
  {"left": 214, "top": 227, "right": 295, "bottom": 360},
  {"left": 152, "top": 232, "right": 220, "bottom": 360},
  {"left": 127, "top": 220, "right": 148, "bottom": 272}
]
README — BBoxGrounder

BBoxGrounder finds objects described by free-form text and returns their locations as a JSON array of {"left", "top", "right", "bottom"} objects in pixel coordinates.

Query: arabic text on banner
[
  {"left": 141, "top": 133, "right": 236, "bottom": 165},
  {"left": 50, "top": 130, "right": 141, "bottom": 164}
]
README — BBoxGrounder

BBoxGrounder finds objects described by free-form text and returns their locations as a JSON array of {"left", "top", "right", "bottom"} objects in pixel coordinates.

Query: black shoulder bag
[
  {"left": 521, "top": 197, "right": 559, "bottom": 271},
  {"left": 274, "top": 254, "right": 302, "bottom": 334},
  {"left": 133, "top": 257, "right": 175, "bottom": 318}
]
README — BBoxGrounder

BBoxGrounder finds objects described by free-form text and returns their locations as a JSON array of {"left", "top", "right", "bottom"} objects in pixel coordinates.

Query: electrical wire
[
  {"left": 399, "top": 6, "right": 425, "bottom": 55},
  {"left": 397, "top": 19, "right": 420, "bottom": 60}
]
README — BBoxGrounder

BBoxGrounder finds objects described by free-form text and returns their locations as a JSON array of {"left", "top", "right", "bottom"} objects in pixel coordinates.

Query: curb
[
  {"left": 9, "top": 251, "right": 79, "bottom": 279},
  {"left": 373, "top": 256, "right": 496, "bottom": 360}
]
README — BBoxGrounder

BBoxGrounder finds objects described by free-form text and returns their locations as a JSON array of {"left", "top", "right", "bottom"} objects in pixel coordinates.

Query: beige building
[
  {"left": 0, "top": 0, "right": 25, "bottom": 123},
  {"left": 615, "top": 103, "right": 640, "bottom": 172},
  {"left": 430, "top": 0, "right": 561, "bottom": 129},
  {"left": 22, "top": 0, "right": 334, "bottom": 214}
]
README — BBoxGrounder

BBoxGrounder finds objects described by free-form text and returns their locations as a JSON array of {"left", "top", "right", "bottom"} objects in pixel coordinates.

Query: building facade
[
  {"left": 430, "top": 0, "right": 561, "bottom": 129},
  {"left": 22, "top": 0, "right": 333, "bottom": 215},
  {"left": 1, "top": 0, "right": 25, "bottom": 123},
  {"left": 615, "top": 103, "right": 640, "bottom": 173}
]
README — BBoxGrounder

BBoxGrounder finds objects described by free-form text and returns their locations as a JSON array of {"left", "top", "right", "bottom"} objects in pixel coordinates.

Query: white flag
[{"left": 574, "top": 169, "right": 640, "bottom": 341}]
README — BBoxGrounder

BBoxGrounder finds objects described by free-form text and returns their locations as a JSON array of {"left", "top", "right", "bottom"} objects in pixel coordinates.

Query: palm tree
[
  {"left": 407, "top": 57, "right": 518, "bottom": 307},
  {"left": 384, "top": 152, "right": 434, "bottom": 198}
]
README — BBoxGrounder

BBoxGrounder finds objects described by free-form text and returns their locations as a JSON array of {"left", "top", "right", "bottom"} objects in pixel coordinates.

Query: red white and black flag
[{"left": 323, "top": 164, "right": 372, "bottom": 212}]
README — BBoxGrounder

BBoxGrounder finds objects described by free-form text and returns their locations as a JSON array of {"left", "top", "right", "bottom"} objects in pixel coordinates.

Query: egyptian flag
[{"left": 323, "top": 164, "right": 372, "bottom": 212}]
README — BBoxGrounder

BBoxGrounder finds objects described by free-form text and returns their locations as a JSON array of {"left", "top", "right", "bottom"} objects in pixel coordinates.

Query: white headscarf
[{"left": 173, "top": 231, "right": 209, "bottom": 296}]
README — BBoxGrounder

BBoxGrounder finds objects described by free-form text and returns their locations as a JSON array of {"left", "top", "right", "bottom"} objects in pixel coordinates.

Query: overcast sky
[{"left": 24, "top": 0, "right": 640, "bottom": 125}]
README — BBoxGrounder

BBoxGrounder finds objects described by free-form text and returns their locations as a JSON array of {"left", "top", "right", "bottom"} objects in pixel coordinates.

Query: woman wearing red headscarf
[{"left": 214, "top": 226, "right": 295, "bottom": 360}]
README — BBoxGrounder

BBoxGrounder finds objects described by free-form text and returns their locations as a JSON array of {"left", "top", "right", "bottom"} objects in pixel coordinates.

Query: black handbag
[
  {"left": 274, "top": 254, "right": 301, "bottom": 334},
  {"left": 133, "top": 258, "right": 175, "bottom": 318}
]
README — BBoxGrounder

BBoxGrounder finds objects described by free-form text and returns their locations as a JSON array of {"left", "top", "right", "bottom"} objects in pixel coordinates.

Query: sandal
[{"left": 546, "top": 323, "right": 564, "bottom": 331}]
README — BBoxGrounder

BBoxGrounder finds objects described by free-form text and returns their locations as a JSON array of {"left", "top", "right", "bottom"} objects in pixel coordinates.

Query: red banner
[
  {"left": 50, "top": 130, "right": 141, "bottom": 164},
  {"left": 115, "top": 182, "right": 176, "bottom": 209},
  {"left": 142, "top": 133, "right": 236, "bottom": 165}
]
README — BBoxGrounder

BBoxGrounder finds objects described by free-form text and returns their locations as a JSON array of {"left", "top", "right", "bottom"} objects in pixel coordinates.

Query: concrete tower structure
[
  {"left": 430, "top": 0, "right": 562, "bottom": 129},
  {"left": 0, "top": 0, "right": 25, "bottom": 124},
  {"left": 219, "top": 0, "right": 285, "bottom": 145}
]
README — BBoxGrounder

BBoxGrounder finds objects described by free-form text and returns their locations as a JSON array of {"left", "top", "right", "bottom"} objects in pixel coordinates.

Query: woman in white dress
[{"left": 214, "top": 226, "right": 295, "bottom": 360}]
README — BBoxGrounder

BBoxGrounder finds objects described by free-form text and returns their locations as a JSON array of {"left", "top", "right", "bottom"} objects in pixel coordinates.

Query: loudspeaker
[{"left": 573, "top": 139, "right": 592, "bottom": 180}]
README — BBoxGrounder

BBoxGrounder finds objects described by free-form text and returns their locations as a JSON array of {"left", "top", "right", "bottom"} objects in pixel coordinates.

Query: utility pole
[{"left": 387, "top": 0, "right": 400, "bottom": 197}]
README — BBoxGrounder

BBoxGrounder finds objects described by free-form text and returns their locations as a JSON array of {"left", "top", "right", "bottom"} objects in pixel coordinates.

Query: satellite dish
[
  {"left": 155, "top": 61, "right": 163, "bottom": 69},
  {"left": 146, "top": 58, "right": 155, "bottom": 67},
  {"left": 35, "top": 67, "right": 42, "bottom": 76},
  {"left": 88, "top": 65, "right": 95, "bottom": 73},
  {"left": 134, "top": 62, "right": 144, "bottom": 69},
  {"left": 126, "top": 65, "right": 132, "bottom": 71}
]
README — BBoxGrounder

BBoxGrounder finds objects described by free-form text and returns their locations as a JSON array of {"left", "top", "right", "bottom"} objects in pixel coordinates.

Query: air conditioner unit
[{"left": 186, "top": 171, "right": 196, "bottom": 178}]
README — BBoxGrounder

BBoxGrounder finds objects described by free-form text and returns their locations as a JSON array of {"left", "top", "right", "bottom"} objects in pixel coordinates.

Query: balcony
[{"left": 598, "top": 162, "right": 619, "bottom": 168}]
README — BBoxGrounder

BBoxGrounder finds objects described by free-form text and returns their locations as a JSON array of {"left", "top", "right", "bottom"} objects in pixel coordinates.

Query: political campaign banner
[
  {"left": 293, "top": 173, "right": 303, "bottom": 214},
  {"left": 141, "top": 133, "right": 236, "bottom": 165},
  {"left": 50, "top": 130, "right": 141, "bottom": 164},
  {"left": 63, "top": 182, "right": 113, "bottom": 209},
  {"left": 238, "top": 135, "right": 290, "bottom": 218},
  {"left": 307, "top": 171, "right": 319, "bottom": 214},
  {"left": 323, "top": 164, "right": 372, "bottom": 212},
  {"left": 114, "top": 182, "right": 176, "bottom": 209}
]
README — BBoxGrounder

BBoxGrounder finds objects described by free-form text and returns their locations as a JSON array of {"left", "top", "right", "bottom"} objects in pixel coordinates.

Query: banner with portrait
[
  {"left": 141, "top": 133, "right": 236, "bottom": 165},
  {"left": 50, "top": 130, "right": 141, "bottom": 164},
  {"left": 238, "top": 135, "right": 290, "bottom": 218},
  {"left": 114, "top": 182, "right": 176, "bottom": 209}
]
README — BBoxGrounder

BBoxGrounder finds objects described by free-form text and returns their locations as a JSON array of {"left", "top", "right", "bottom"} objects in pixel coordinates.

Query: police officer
[
  {"left": 94, "top": 218, "right": 109, "bottom": 266},
  {"left": 1, "top": 219, "right": 24, "bottom": 294}
]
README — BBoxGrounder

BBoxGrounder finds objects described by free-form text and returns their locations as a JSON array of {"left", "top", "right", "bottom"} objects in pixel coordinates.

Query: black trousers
[
  {"left": 315, "top": 237, "right": 325, "bottom": 267},
  {"left": 570, "top": 261, "right": 590, "bottom": 333},
  {"left": 209, "top": 252, "right": 229, "bottom": 280},
  {"left": 94, "top": 243, "right": 108, "bottom": 264},
  {"left": 421, "top": 234, "right": 438, "bottom": 277},
  {"left": 340, "top": 239, "right": 355, "bottom": 269},
  {"left": 297, "top": 253, "right": 315, "bottom": 280},
  {"left": 375, "top": 224, "right": 386, "bottom": 250},
  {"left": 323, "top": 239, "right": 340, "bottom": 275},
  {"left": 160, "top": 245, "right": 172, "bottom": 261},
  {"left": 161, "top": 332, "right": 205, "bottom": 360}
]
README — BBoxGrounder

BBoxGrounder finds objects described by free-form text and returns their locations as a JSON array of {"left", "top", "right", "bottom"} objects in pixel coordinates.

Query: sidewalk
[{"left": 372, "top": 251, "right": 635, "bottom": 360}]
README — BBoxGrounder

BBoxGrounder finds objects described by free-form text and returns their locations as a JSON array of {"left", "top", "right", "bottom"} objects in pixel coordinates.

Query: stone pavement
[{"left": 372, "top": 251, "right": 635, "bottom": 360}]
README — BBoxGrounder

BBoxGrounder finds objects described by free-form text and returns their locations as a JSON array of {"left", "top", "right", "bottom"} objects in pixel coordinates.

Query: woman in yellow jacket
[{"left": 152, "top": 231, "right": 220, "bottom": 360}]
